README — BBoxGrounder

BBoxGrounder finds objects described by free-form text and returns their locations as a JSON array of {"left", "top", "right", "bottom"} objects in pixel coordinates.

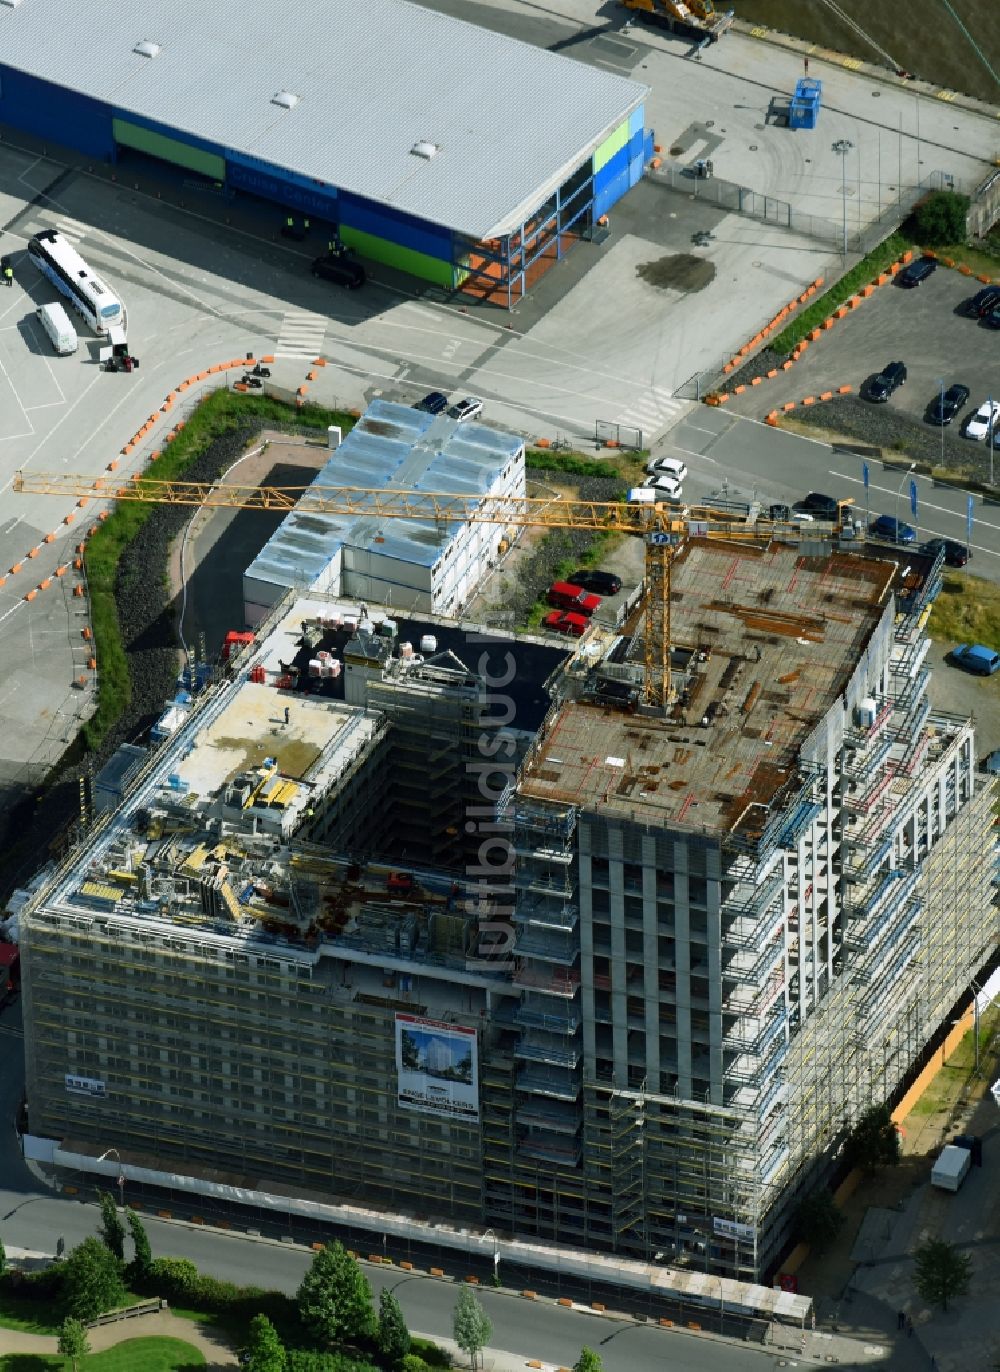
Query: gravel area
[
  {"left": 722, "top": 345, "right": 786, "bottom": 391},
  {"left": 791, "top": 396, "right": 998, "bottom": 487}
]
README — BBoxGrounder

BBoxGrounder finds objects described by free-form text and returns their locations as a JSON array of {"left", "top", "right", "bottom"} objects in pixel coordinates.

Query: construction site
[{"left": 16, "top": 505, "right": 998, "bottom": 1284}]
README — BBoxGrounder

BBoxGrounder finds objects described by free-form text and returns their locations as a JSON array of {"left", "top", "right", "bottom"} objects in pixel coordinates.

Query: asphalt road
[{"left": 656, "top": 407, "right": 1000, "bottom": 578}]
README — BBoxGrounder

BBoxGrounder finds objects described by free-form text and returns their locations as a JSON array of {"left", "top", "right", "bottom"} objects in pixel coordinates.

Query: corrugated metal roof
[
  {"left": 1, "top": 0, "right": 648, "bottom": 238},
  {"left": 245, "top": 399, "right": 522, "bottom": 590}
]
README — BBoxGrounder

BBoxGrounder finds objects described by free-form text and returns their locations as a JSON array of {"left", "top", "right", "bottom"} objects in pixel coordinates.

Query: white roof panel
[{"left": 1, "top": 0, "right": 648, "bottom": 238}]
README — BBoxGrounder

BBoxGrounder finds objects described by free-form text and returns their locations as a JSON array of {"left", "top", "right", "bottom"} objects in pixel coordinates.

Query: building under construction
[{"left": 18, "top": 536, "right": 996, "bottom": 1283}]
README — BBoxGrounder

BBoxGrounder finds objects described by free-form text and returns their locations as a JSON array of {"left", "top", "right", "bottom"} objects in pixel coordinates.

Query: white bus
[{"left": 27, "top": 228, "right": 124, "bottom": 335}]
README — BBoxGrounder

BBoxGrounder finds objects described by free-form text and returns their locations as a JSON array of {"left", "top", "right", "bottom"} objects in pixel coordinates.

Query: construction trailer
[{"left": 621, "top": 0, "right": 735, "bottom": 42}]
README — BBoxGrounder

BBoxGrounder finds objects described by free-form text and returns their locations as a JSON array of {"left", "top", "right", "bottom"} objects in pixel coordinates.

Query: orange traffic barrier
[
  {"left": 24, "top": 589, "right": 37, "bottom": 601},
  {"left": 820, "top": 390, "right": 833, "bottom": 401},
  {"left": 782, "top": 401, "right": 796, "bottom": 412},
  {"left": 798, "top": 339, "right": 809, "bottom": 351},
  {"left": 822, "top": 318, "right": 835, "bottom": 329},
  {"left": 766, "top": 368, "right": 778, "bottom": 378},
  {"left": 835, "top": 307, "right": 849, "bottom": 319},
  {"left": 306, "top": 370, "right": 317, "bottom": 381},
  {"left": 430, "top": 1267, "right": 444, "bottom": 1278},
  {"left": 765, "top": 412, "right": 779, "bottom": 426},
  {"left": 751, "top": 376, "right": 763, "bottom": 386},
  {"left": 73, "top": 584, "right": 84, "bottom": 597},
  {"left": 688, "top": 1321, "right": 702, "bottom": 1331},
  {"left": 838, "top": 384, "right": 852, "bottom": 394},
  {"left": 64, "top": 513, "right": 75, "bottom": 525},
  {"left": 722, "top": 363, "right": 733, "bottom": 374},
  {"left": 463, "top": 1275, "right": 479, "bottom": 1285},
  {"left": 802, "top": 396, "right": 815, "bottom": 406},
  {"left": 234, "top": 383, "right": 248, "bottom": 392},
  {"left": 55, "top": 565, "right": 66, "bottom": 578},
  {"left": 660, "top": 1318, "right": 674, "bottom": 1328},
  {"left": 809, "top": 328, "right": 821, "bottom": 341},
  {"left": 27, "top": 547, "right": 39, "bottom": 559},
  {"left": 522, "top": 1290, "right": 537, "bottom": 1299},
  {"left": 39, "top": 577, "right": 51, "bottom": 590},
  {"left": 781, "top": 361, "right": 793, "bottom": 371},
  {"left": 43, "top": 533, "right": 55, "bottom": 544},
  {"left": 733, "top": 384, "right": 746, "bottom": 395},
  {"left": 297, "top": 385, "right": 308, "bottom": 396},
  {"left": 149, "top": 451, "right": 160, "bottom": 461},
  {"left": 261, "top": 354, "right": 275, "bottom": 364},
  {"left": 901, "top": 250, "right": 913, "bottom": 263},
  {"left": 535, "top": 438, "right": 551, "bottom": 449},
  {"left": 958, "top": 264, "right": 973, "bottom": 275},
  {"left": 122, "top": 443, "right": 134, "bottom": 455},
  {"left": 716, "top": 393, "right": 729, "bottom": 404},
  {"left": 10, "top": 563, "right": 22, "bottom": 574},
  {"left": 313, "top": 357, "right": 326, "bottom": 367},
  {"left": 877, "top": 273, "right": 890, "bottom": 286},
  {"left": 592, "top": 1302, "right": 606, "bottom": 1312},
  {"left": 813, "top": 277, "right": 824, "bottom": 288},
  {"left": 650, "top": 157, "right": 662, "bottom": 170},
  {"left": 557, "top": 1298, "right": 573, "bottom": 1308},
  {"left": 107, "top": 460, "right": 119, "bottom": 471}
]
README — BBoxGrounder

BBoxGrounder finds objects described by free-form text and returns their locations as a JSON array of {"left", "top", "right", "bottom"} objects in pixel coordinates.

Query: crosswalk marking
[
  {"left": 613, "top": 388, "right": 690, "bottom": 443},
  {"left": 275, "top": 311, "right": 327, "bottom": 359},
  {"left": 52, "top": 216, "right": 90, "bottom": 246}
]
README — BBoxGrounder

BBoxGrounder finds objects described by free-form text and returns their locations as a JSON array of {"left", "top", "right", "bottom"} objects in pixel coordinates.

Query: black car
[
  {"left": 923, "top": 537, "right": 970, "bottom": 568},
  {"left": 897, "top": 257, "right": 936, "bottom": 288},
  {"left": 866, "top": 361, "right": 907, "bottom": 403},
  {"left": 568, "top": 569, "right": 622, "bottom": 596},
  {"left": 927, "top": 383, "right": 970, "bottom": 426},
  {"left": 791, "top": 492, "right": 839, "bottom": 521},
  {"left": 983, "top": 305, "right": 1000, "bottom": 331},
  {"left": 968, "top": 286, "right": 1000, "bottom": 318},
  {"left": 768, "top": 502, "right": 791, "bottom": 521},
  {"left": 415, "top": 391, "right": 448, "bottom": 415},
  {"left": 311, "top": 253, "right": 365, "bottom": 289}
]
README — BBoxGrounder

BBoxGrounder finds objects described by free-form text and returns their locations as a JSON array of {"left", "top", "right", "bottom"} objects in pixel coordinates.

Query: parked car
[
  {"left": 967, "top": 286, "right": 1000, "bottom": 317},
  {"left": 950, "top": 643, "right": 1000, "bottom": 676},
  {"left": 927, "top": 383, "right": 970, "bottom": 426},
  {"left": 542, "top": 610, "right": 589, "bottom": 637},
  {"left": 983, "top": 305, "right": 1000, "bottom": 331},
  {"left": 415, "top": 391, "right": 448, "bottom": 414},
  {"left": 568, "top": 569, "right": 622, "bottom": 595},
  {"left": 869, "top": 514, "right": 917, "bottom": 544},
  {"left": 546, "top": 581, "right": 601, "bottom": 616},
  {"left": 897, "top": 257, "right": 936, "bottom": 288},
  {"left": 447, "top": 396, "right": 483, "bottom": 422},
  {"left": 768, "top": 503, "right": 791, "bottom": 522},
  {"left": 922, "top": 537, "right": 970, "bottom": 568},
  {"left": 791, "top": 492, "right": 838, "bottom": 521},
  {"left": 642, "top": 474, "right": 683, "bottom": 498},
  {"left": 866, "top": 361, "right": 907, "bottom": 403},
  {"left": 964, "top": 399, "right": 1000, "bottom": 440},
  {"left": 644, "top": 457, "right": 689, "bottom": 482},
  {"left": 311, "top": 254, "right": 365, "bottom": 289}
]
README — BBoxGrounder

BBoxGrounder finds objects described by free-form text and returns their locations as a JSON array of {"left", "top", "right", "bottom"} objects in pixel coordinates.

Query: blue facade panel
[
  {"left": 628, "top": 105, "right": 645, "bottom": 137},
  {"left": 594, "top": 143, "right": 630, "bottom": 197},
  {"left": 339, "top": 196, "right": 452, "bottom": 263},
  {"left": 627, "top": 129, "right": 644, "bottom": 161},
  {"left": 594, "top": 170, "right": 629, "bottom": 220},
  {"left": 227, "top": 155, "right": 340, "bottom": 219},
  {"left": 628, "top": 153, "right": 643, "bottom": 189},
  {"left": 0, "top": 68, "right": 112, "bottom": 158}
]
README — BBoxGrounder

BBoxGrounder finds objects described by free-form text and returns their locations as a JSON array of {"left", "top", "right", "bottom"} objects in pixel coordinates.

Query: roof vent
[
  {"left": 271, "top": 91, "right": 300, "bottom": 110},
  {"left": 133, "top": 39, "right": 162, "bottom": 58},
  {"left": 410, "top": 140, "right": 440, "bottom": 160}
]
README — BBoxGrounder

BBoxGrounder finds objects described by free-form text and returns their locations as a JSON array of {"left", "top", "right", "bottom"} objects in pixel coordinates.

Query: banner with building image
[{"left": 395, "top": 1013, "right": 479, "bottom": 1121}]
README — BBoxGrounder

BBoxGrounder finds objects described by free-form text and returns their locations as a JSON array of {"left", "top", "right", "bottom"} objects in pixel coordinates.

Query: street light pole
[
  {"left": 832, "top": 139, "right": 854, "bottom": 259},
  {"left": 97, "top": 1148, "right": 125, "bottom": 1208},
  {"left": 894, "top": 463, "right": 915, "bottom": 538},
  {"left": 481, "top": 1228, "right": 500, "bottom": 1286}
]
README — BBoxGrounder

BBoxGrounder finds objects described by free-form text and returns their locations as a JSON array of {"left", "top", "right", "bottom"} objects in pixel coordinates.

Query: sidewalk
[{"left": 0, "top": 1308, "right": 238, "bottom": 1368}]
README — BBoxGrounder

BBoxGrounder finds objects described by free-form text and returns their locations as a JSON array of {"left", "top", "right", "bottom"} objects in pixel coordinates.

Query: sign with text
[
  {"left": 395, "top": 1014, "right": 478, "bottom": 1122},
  {"left": 64, "top": 1074, "right": 106, "bottom": 1098}
]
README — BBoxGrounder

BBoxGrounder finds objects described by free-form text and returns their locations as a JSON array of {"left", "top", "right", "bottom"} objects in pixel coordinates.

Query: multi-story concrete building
[{"left": 19, "top": 537, "right": 996, "bottom": 1284}]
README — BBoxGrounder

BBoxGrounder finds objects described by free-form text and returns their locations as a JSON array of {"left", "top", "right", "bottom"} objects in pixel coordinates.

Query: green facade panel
[
  {"left": 593, "top": 119, "right": 629, "bottom": 173},
  {"left": 340, "top": 226, "right": 455, "bottom": 287},
  {"left": 113, "top": 118, "right": 225, "bottom": 180}
]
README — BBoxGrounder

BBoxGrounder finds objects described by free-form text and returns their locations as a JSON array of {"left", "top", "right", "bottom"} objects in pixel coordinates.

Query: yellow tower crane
[{"left": 13, "top": 470, "right": 821, "bottom": 708}]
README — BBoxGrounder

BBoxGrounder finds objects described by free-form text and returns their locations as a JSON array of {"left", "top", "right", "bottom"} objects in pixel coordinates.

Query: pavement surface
[{"left": 0, "top": 1309, "right": 238, "bottom": 1368}]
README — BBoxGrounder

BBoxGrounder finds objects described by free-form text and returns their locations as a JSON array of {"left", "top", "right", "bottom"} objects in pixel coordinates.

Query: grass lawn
[
  {"left": 1, "top": 1336, "right": 204, "bottom": 1370},
  {"left": 933, "top": 242, "right": 1000, "bottom": 281},
  {"left": 0, "top": 1292, "right": 64, "bottom": 1337},
  {"left": 927, "top": 571, "right": 1000, "bottom": 649}
]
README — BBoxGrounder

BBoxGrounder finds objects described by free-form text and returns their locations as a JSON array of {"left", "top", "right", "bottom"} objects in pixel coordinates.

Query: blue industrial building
[{"left": 0, "top": 0, "right": 651, "bottom": 307}]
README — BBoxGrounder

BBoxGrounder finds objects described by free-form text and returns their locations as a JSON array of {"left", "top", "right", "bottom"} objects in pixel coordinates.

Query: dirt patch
[{"left": 637, "top": 254, "right": 715, "bottom": 293}]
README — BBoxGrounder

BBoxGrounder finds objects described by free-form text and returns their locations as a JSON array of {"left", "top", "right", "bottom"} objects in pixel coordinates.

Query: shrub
[
  {"left": 400, "top": 1357, "right": 430, "bottom": 1372},
  {"left": 913, "top": 190, "right": 970, "bottom": 246}
]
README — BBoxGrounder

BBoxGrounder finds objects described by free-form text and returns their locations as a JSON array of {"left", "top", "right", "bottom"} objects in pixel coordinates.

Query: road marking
[
  {"left": 275, "top": 310, "right": 327, "bottom": 359},
  {"left": 613, "top": 389, "right": 690, "bottom": 442},
  {"left": 52, "top": 215, "right": 90, "bottom": 245},
  {"left": 830, "top": 470, "right": 1000, "bottom": 536}
]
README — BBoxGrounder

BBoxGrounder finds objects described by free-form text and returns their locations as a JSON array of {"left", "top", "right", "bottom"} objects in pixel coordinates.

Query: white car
[
  {"left": 964, "top": 399, "right": 1000, "bottom": 440},
  {"left": 642, "top": 474, "right": 683, "bottom": 498},
  {"left": 644, "top": 457, "right": 689, "bottom": 482},
  {"left": 447, "top": 396, "right": 483, "bottom": 422}
]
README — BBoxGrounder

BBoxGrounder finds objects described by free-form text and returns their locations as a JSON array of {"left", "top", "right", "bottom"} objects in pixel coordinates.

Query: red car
[
  {"left": 543, "top": 611, "right": 589, "bottom": 637},
  {"left": 546, "top": 581, "right": 601, "bottom": 616}
]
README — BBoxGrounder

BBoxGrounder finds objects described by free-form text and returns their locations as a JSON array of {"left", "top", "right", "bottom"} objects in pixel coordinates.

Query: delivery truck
[{"left": 931, "top": 1143, "right": 971, "bottom": 1193}]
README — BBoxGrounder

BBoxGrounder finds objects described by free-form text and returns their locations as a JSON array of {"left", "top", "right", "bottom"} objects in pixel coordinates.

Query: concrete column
[
  {"left": 674, "top": 843, "right": 692, "bottom": 1099},
  {"left": 608, "top": 830, "right": 628, "bottom": 1083},
  {"left": 642, "top": 835, "right": 660, "bottom": 1089},
  {"left": 578, "top": 823, "right": 597, "bottom": 1075}
]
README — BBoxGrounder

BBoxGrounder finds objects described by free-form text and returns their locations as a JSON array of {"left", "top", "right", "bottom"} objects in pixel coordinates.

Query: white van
[{"left": 36, "top": 301, "right": 77, "bottom": 355}]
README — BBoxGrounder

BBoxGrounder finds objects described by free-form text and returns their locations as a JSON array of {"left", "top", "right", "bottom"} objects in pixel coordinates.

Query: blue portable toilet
[{"left": 788, "top": 78, "right": 822, "bottom": 130}]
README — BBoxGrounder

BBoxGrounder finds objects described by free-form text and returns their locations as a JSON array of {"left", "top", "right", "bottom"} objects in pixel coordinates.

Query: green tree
[
  {"left": 126, "top": 1208, "right": 153, "bottom": 1283},
  {"left": 245, "top": 1312, "right": 287, "bottom": 1372},
  {"left": 794, "top": 1187, "right": 844, "bottom": 1252},
  {"left": 845, "top": 1104, "right": 900, "bottom": 1174},
  {"left": 913, "top": 190, "right": 970, "bottom": 246},
  {"left": 377, "top": 1287, "right": 411, "bottom": 1368},
  {"left": 61, "top": 1236, "right": 125, "bottom": 1322},
  {"left": 453, "top": 1285, "right": 492, "bottom": 1371},
  {"left": 296, "top": 1242, "right": 373, "bottom": 1347},
  {"left": 98, "top": 1190, "right": 126, "bottom": 1263},
  {"left": 914, "top": 1238, "right": 972, "bottom": 1312},
  {"left": 574, "top": 1350, "right": 604, "bottom": 1372},
  {"left": 57, "top": 1316, "right": 90, "bottom": 1371}
]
